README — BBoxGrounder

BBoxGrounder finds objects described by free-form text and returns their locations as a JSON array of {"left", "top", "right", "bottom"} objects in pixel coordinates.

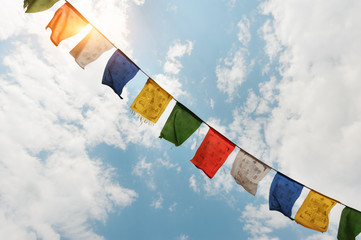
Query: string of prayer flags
[
  {"left": 130, "top": 78, "right": 172, "bottom": 123},
  {"left": 269, "top": 173, "right": 303, "bottom": 219},
  {"left": 159, "top": 102, "right": 202, "bottom": 146},
  {"left": 23, "top": 4, "right": 361, "bottom": 239},
  {"left": 337, "top": 207, "right": 361, "bottom": 240},
  {"left": 230, "top": 149, "right": 270, "bottom": 195},
  {"left": 46, "top": 2, "right": 88, "bottom": 46},
  {"left": 191, "top": 128, "right": 236, "bottom": 178},
  {"left": 24, "top": 0, "right": 59, "bottom": 13},
  {"left": 102, "top": 50, "right": 140, "bottom": 99},
  {"left": 295, "top": 190, "right": 337, "bottom": 232},
  {"left": 70, "top": 27, "right": 113, "bottom": 69}
]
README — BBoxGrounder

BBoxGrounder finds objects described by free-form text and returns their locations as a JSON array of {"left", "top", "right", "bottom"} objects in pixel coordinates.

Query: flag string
[{"left": 63, "top": 0, "right": 347, "bottom": 210}]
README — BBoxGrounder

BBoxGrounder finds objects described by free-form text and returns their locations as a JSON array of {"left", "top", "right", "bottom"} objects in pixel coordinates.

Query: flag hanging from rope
[
  {"left": 70, "top": 27, "right": 113, "bottom": 69},
  {"left": 24, "top": 0, "right": 59, "bottom": 13},
  {"left": 337, "top": 206, "right": 361, "bottom": 240},
  {"left": 46, "top": 2, "right": 88, "bottom": 46},
  {"left": 191, "top": 128, "right": 236, "bottom": 178},
  {"left": 230, "top": 150, "right": 270, "bottom": 195},
  {"left": 102, "top": 50, "right": 139, "bottom": 99},
  {"left": 295, "top": 190, "right": 337, "bottom": 232},
  {"left": 130, "top": 78, "right": 172, "bottom": 124},
  {"left": 159, "top": 102, "right": 202, "bottom": 146},
  {"left": 269, "top": 173, "right": 303, "bottom": 219}
]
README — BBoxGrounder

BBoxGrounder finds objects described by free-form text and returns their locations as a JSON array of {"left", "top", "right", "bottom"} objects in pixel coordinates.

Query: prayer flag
[
  {"left": 337, "top": 206, "right": 361, "bottom": 240},
  {"left": 24, "top": 0, "right": 59, "bottom": 13},
  {"left": 70, "top": 28, "right": 113, "bottom": 69},
  {"left": 191, "top": 128, "right": 236, "bottom": 178},
  {"left": 46, "top": 2, "right": 88, "bottom": 46},
  {"left": 230, "top": 150, "right": 270, "bottom": 195},
  {"left": 269, "top": 173, "right": 303, "bottom": 219},
  {"left": 102, "top": 50, "right": 139, "bottom": 99},
  {"left": 295, "top": 190, "right": 337, "bottom": 232},
  {"left": 130, "top": 78, "right": 172, "bottom": 123},
  {"left": 159, "top": 102, "right": 202, "bottom": 146}
]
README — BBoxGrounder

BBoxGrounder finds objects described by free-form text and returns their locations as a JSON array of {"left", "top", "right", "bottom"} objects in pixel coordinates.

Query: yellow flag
[
  {"left": 131, "top": 78, "right": 172, "bottom": 124},
  {"left": 295, "top": 190, "right": 337, "bottom": 232}
]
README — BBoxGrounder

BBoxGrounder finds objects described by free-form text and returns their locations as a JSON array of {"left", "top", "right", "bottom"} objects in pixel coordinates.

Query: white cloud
[
  {"left": 178, "top": 234, "right": 189, "bottom": 240},
  {"left": 132, "top": 157, "right": 153, "bottom": 176},
  {"left": 238, "top": 16, "right": 251, "bottom": 46},
  {"left": 241, "top": 203, "right": 289, "bottom": 240},
  {"left": 132, "top": 157, "right": 156, "bottom": 190},
  {"left": 156, "top": 155, "right": 181, "bottom": 173},
  {"left": 215, "top": 14, "right": 254, "bottom": 101},
  {"left": 189, "top": 175, "right": 199, "bottom": 193},
  {"left": 227, "top": 0, "right": 237, "bottom": 8},
  {"left": 0, "top": 144, "right": 138, "bottom": 240},
  {"left": 0, "top": 1, "right": 25, "bottom": 40},
  {"left": 153, "top": 40, "right": 194, "bottom": 99},
  {"left": 167, "top": 3, "right": 178, "bottom": 13},
  {"left": 216, "top": 48, "right": 253, "bottom": 101},
  {"left": 163, "top": 40, "right": 193, "bottom": 75},
  {"left": 202, "top": 169, "right": 234, "bottom": 196},
  {"left": 132, "top": 0, "right": 146, "bottom": 6},
  {"left": 0, "top": 1, "right": 154, "bottom": 239},
  {"left": 150, "top": 194, "right": 163, "bottom": 209},
  {"left": 260, "top": 19, "right": 281, "bottom": 63},
  {"left": 209, "top": 98, "right": 215, "bottom": 109},
  {"left": 168, "top": 202, "right": 177, "bottom": 212}
]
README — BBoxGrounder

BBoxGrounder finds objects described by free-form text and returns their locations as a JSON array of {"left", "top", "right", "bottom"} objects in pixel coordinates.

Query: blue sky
[{"left": 1, "top": 0, "right": 361, "bottom": 239}]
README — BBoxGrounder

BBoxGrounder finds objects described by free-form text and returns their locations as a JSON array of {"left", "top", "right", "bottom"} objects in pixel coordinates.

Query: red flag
[
  {"left": 46, "top": 2, "right": 88, "bottom": 46},
  {"left": 191, "top": 128, "right": 236, "bottom": 178}
]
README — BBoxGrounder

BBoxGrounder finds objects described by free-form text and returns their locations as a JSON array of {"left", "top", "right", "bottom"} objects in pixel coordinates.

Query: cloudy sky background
[{"left": 1, "top": 0, "right": 361, "bottom": 239}]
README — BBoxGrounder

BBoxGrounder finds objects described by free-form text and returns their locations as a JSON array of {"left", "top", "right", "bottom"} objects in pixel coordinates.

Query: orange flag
[
  {"left": 191, "top": 128, "right": 236, "bottom": 178},
  {"left": 46, "top": 2, "right": 88, "bottom": 46},
  {"left": 295, "top": 190, "right": 337, "bottom": 232}
]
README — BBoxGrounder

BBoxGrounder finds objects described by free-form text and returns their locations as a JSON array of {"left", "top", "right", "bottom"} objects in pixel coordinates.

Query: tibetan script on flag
[
  {"left": 269, "top": 173, "right": 303, "bottom": 219},
  {"left": 191, "top": 128, "right": 235, "bottom": 178},
  {"left": 230, "top": 150, "right": 270, "bottom": 195},
  {"left": 102, "top": 50, "right": 139, "bottom": 99},
  {"left": 131, "top": 78, "right": 172, "bottom": 124},
  {"left": 70, "top": 27, "right": 113, "bottom": 69},
  {"left": 295, "top": 190, "right": 337, "bottom": 232}
]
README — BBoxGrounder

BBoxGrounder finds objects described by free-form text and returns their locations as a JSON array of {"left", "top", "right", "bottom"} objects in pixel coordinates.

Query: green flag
[
  {"left": 338, "top": 206, "right": 361, "bottom": 240},
  {"left": 159, "top": 102, "right": 202, "bottom": 146},
  {"left": 24, "top": 0, "right": 59, "bottom": 13}
]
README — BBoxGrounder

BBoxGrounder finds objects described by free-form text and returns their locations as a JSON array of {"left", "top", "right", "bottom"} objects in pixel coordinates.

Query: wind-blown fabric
[
  {"left": 191, "top": 128, "right": 236, "bottom": 178},
  {"left": 230, "top": 150, "right": 270, "bottom": 195},
  {"left": 159, "top": 102, "right": 202, "bottom": 146},
  {"left": 46, "top": 2, "right": 88, "bottom": 46},
  {"left": 24, "top": 0, "right": 59, "bottom": 13},
  {"left": 295, "top": 190, "right": 337, "bottom": 232},
  {"left": 269, "top": 173, "right": 303, "bottom": 219},
  {"left": 130, "top": 78, "right": 172, "bottom": 123},
  {"left": 102, "top": 50, "right": 139, "bottom": 99},
  {"left": 337, "top": 207, "right": 361, "bottom": 240},
  {"left": 70, "top": 28, "right": 113, "bottom": 69}
]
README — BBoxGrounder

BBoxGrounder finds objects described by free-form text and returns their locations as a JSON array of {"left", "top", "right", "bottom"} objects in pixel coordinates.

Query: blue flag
[
  {"left": 269, "top": 173, "right": 303, "bottom": 219},
  {"left": 102, "top": 50, "right": 139, "bottom": 99}
]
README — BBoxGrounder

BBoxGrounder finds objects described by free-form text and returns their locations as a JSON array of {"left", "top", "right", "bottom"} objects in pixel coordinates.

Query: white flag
[
  {"left": 70, "top": 28, "right": 113, "bottom": 69},
  {"left": 230, "top": 150, "right": 270, "bottom": 195}
]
